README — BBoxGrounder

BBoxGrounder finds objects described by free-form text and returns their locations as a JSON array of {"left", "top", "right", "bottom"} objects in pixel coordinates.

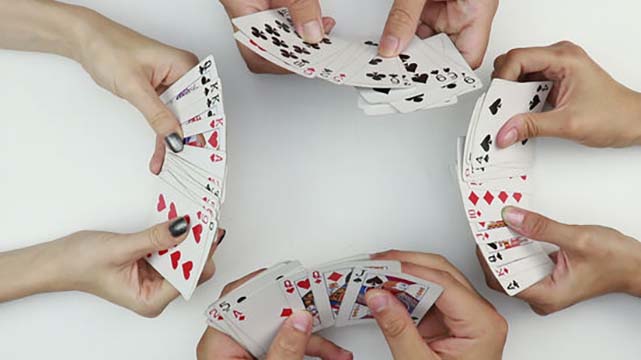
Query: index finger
[
  {"left": 379, "top": 0, "right": 427, "bottom": 57},
  {"left": 492, "top": 45, "right": 563, "bottom": 81}
]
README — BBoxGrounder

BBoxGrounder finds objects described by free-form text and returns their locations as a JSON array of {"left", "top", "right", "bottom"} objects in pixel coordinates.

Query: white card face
[
  {"left": 277, "top": 269, "right": 326, "bottom": 331},
  {"left": 469, "top": 80, "right": 552, "bottom": 169},
  {"left": 479, "top": 237, "right": 532, "bottom": 253},
  {"left": 341, "top": 41, "right": 411, "bottom": 88},
  {"left": 147, "top": 180, "right": 215, "bottom": 299},
  {"left": 470, "top": 221, "right": 521, "bottom": 244},
  {"left": 357, "top": 95, "right": 399, "bottom": 116},
  {"left": 480, "top": 241, "right": 544, "bottom": 267},
  {"left": 500, "top": 259, "right": 554, "bottom": 296},
  {"left": 336, "top": 268, "right": 442, "bottom": 327},
  {"left": 160, "top": 55, "right": 218, "bottom": 104},
  {"left": 233, "top": 31, "right": 316, "bottom": 78},
  {"left": 491, "top": 252, "right": 553, "bottom": 279},
  {"left": 172, "top": 144, "right": 226, "bottom": 180},
  {"left": 457, "top": 177, "right": 528, "bottom": 222}
]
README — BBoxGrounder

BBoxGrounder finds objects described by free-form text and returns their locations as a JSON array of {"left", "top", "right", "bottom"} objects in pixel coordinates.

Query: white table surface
[{"left": 1, "top": 0, "right": 640, "bottom": 358}]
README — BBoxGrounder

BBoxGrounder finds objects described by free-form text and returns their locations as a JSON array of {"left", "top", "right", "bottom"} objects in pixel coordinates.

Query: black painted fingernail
[
  {"left": 165, "top": 133, "right": 184, "bottom": 153},
  {"left": 216, "top": 228, "right": 227, "bottom": 245},
  {"left": 169, "top": 216, "right": 189, "bottom": 237}
]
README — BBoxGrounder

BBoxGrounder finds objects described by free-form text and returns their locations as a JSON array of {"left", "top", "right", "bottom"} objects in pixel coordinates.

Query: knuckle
[
  {"left": 504, "top": 48, "right": 525, "bottom": 65},
  {"left": 524, "top": 213, "right": 548, "bottom": 238},
  {"left": 274, "top": 334, "right": 302, "bottom": 356},
  {"left": 148, "top": 225, "right": 167, "bottom": 251},
  {"left": 554, "top": 41, "right": 586, "bottom": 59},
  {"left": 381, "top": 315, "right": 411, "bottom": 339},
  {"left": 522, "top": 113, "right": 540, "bottom": 138},
  {"left": 493, "top": 53, "right": 506, "bottom": 69},
  {"left": 572, "top": 226, "right": 594, "bottom": 251},
  {"left": 387, "top": 7, "right": 417, "bottom": 29}
]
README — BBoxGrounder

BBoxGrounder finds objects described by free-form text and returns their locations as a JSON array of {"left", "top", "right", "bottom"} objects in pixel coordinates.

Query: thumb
[
  {"left": 365, "top": 290, "right": 437, "bottom": 360},
  {"left": 121, "top": 216, "right": 191, "bottom": 260},
  {"left": 502, "top": 206, "right": 578, "bottom": 248},
  {"left": 496, "top": 109, "right": 567, "bottom": 148},
  {"left": 282, "top": 0, "right": 324, "bottom": 43},
  {"left": 122, "top": 75, "right": 184, "bottom": 153},
  {"left": 379, "top": 0, "right": 426, "bottom": 57},
  {"left": 266, "top": 310, "right": 313, "bottom": 360}
]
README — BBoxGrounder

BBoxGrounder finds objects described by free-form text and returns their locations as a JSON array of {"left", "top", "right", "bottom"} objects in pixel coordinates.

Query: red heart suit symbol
[
  {"left": 208, "top": 131, "right": 219, "bottom": 148},
  {"left": 286, "top": 287, "right": 295, "bottom": 294},
  {"left": 168, "top": 202, "right": 178, "bottom": 220},
  {"left": 192, "top": 224, "right": 203, "bottom": 243},
  {"left": 158, "top": 249, "right": 168, "bottom": 256},
  {"left": 170, "top": 251, "right": 181, "bottom": 269},
  {"left": 297, "top": 279, "right": 311, "bottom": 289},
  {"left": 182, "top": 261, "right": 193, "bottom": 280},
  {"left": 157, "top": 194, "right": 166, "bottom": 212}
]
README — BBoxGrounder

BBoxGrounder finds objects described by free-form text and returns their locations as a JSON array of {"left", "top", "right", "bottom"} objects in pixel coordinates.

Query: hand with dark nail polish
[{"left": 0, "top": 218, "right": 221, "bottom": 317}]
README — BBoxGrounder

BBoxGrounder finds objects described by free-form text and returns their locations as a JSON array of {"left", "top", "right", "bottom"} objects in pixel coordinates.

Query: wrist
[
  {"left": 623, "top": 239, "right": 641, "bottom": 297},
  {"left": 630, "top": 91, "right": 641, "bottom": 146},
  {"left": 0, "top": 239, "right": 73, "bottom": 302}
]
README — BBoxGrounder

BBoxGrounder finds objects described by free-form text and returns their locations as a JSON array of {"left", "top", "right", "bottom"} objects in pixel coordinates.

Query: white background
[{"left": 1, "top": 0, "right": 640, "bottom": 359}]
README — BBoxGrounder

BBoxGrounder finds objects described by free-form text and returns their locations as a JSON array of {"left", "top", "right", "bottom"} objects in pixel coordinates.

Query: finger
[
  {"left": 379, "top": 0, "right": 427, "bottom": 57},
  {"left": 492, "top": 46, "right": 563, "bottom": 81},
  {"left": 501, "top": 206, "right": 579, "bottom": 248},
  {"left": 365, "top": 290, "right": 437, "bottom": 360},
  {"left": 266, "top": 310, "right": 313, "bottom": 360},
  {"left": 416, "top": 22, "right": 435, "bottom": 39},
  {"left": 306, "top": 335, "right": 353, "bottom": 360},
  {"left": 149, "top": 136, "right": 166, "bottom": 175},
  {"left": 123, "top": 75, "right": 184, "bottom": 153},
  {"left": 321, "top": 16, "right": 336, "bottom": 34},
  {"left": 280, "top": 0, "right": 324, "bottom": 43},
  {"left": 451, "top": 22, "right": 492, "bottom": 69},
  {"left": 372, "top": 250, "right": 474, "bottom": 291},
  {"left": 121, "top": 216, "right": 191, "bottom": 260},
  {"left": 495, "top": 109, "right": 568, "bottom": 148}
]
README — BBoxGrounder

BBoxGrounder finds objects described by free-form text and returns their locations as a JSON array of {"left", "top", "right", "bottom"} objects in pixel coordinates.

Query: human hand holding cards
[
  {"left": 145, "top": 55, "right": 228, "bottom": 300},
  {"left": 198, "top": 251, "right": 508, "bottom": 359},
  {"left": 230, "top": 8, "right": 483, "bottom": 115}
]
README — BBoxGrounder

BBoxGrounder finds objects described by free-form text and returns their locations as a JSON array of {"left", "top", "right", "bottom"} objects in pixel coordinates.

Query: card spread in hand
[
  {"left": 454, "top": 79, "right": 554, "bottom": 296},
  {"left": 205, "top": 257, "right": 442, "bottom": 358},
  {"left": 146, "top": 55, "right": 228, "bottom": 300}
]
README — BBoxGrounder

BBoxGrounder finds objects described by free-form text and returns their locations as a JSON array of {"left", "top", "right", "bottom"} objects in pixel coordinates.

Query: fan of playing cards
[
  {"left": 206, "top": 255, "right": 443, "bottom": 358},
  {"left": 232, "top": 8, "right": 482, "bottom": 115},
  {"left": 455, "top": 79, "right": 555, "bottom": 296},
  {"left": 146, "top": 55, "right": 228, "bottom": 300}
]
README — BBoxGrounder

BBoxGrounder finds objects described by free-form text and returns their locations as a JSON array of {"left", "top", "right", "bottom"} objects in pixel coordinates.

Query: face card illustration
[{"left": 337, "top": 270, "right": 442, "bottom": 327}]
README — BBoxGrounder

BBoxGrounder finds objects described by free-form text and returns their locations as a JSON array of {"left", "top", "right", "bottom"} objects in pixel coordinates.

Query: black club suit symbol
[
  {"left": 264, "top": 24, "right": 280, "bottom": 37},
  {"left": 293, "top": 45, "right": 310, "bottom": 55},
  {"left": 251, "top": 27, "right": 267, "bottom": 40},
  {"left": 272, "top": 37, "right": 288, "bottom": 48},
  {"left": 366, "top": 72, "right": 387, "bottom": 81},
  {"left": 369, "top": 58, "right": 383, "bottom": 65},
  {"left": 280, "top": 50, "right": 298, "bottom": 59},
  {"left": 275, "top": 20, "right": 291, "bottom": 33},
  {"left": 303, "top": 41, "right": 320, "bottom": 50}
]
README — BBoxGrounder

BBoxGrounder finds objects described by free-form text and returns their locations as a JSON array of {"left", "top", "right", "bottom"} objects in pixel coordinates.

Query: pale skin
[
  {"left": 0, "top": 0, "right": 203, "bottom": 173},
  {"left": 0, "top": 218, "right": 225, "bottom": 317},
  {"left": 480, "top": 42, "right": 641, "bottom": 314},
  {"left": 220, "top": 0, "right": 498, "bottom": 73},
  {"left": 197, "top": 251, "right": 508, "bottom": 360}
]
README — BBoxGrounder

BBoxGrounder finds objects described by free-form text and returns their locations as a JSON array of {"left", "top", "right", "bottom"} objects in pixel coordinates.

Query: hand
[
  {"left": 220, "top": 0, "right": 336, "bottom": 74},
  {"left": 71, "top": 7, "right": 199, "bottom": 173},
  {"left": 493, "top": 41, "right": 641, "bottom": 148},
  {"left": 369, "top": 250, "right": 507, "bottom": 360},
  {"left": 197, "top": 270, "right": 353, "bottom": 360},
  {"left": 53, "top": 217, "right": 224, "bottom": 317},
  {"left": 479, "top": 206, "right": 641, "bottom": 315},
  {"left": 379, "top": 0, "right": 498, "bottom": 67}
]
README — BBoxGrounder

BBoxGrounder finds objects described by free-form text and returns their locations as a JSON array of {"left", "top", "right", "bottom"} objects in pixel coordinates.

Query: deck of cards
[
  {"left": 455, "top": 79, "right": 555, "bottom": 296},
  {"left": 232, "top": 8, "right": 482, "bottom": 115},
  {"left": 206, "top": 255, "right": 443, "bottom": 357},
  {"left": 146, "top": 55, "right": 228, "bottom": 300}
]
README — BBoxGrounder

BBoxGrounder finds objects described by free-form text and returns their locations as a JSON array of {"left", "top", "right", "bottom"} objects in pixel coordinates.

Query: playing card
[
  {"left": 499, "top": 258, "right": 555, "bottom": 296},
  {"left": 336, "top": 269, "right": 442, "bottom": 327},
  {"left": 480, "top": 241, "right": 545, "bottom": 267},
  {"left": 147, "top": 180, "right": 215, "bottom": 300},
  {"left": 469, "top": 80, "right": 552, "bottom": 170},
  {"left": 160, "top": 56, "right": 218, "bottom": 104}
]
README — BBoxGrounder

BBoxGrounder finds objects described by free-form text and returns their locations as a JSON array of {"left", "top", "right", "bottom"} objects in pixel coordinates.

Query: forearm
[
  {"left": 0, "top": 0, "right": 90, "bottom": 61},
  {"left": 0, "top": 240, "right": 68, "bottom": 303}
]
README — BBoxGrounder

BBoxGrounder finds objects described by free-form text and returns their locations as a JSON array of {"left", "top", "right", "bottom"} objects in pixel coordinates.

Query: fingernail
[
  {"left": 169, "top": 216, "right": 189, "bottom": 237},
  {"left": 165, "top": 133, "right": 184, "bottom": 153},
  {"left": 216, "top": 228, "right": 227, "bottom": 246},
  {"left": 367, "top": 291, "right": 389, "bottom": 314},
  {"left": 290, "top": 311, "right": 312, "bottom": 333},
  {"left": 301, "top": 20, "right": 323, "bottom": 43},
  {"left": 501, "top": 128, "right": 518, "bottom": 147},
  {"left": 379, "top": 35, "right": 400, "bottom": 57},
  {"left": 502, "top": 207, "right": 525, "bottom": 228}
]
